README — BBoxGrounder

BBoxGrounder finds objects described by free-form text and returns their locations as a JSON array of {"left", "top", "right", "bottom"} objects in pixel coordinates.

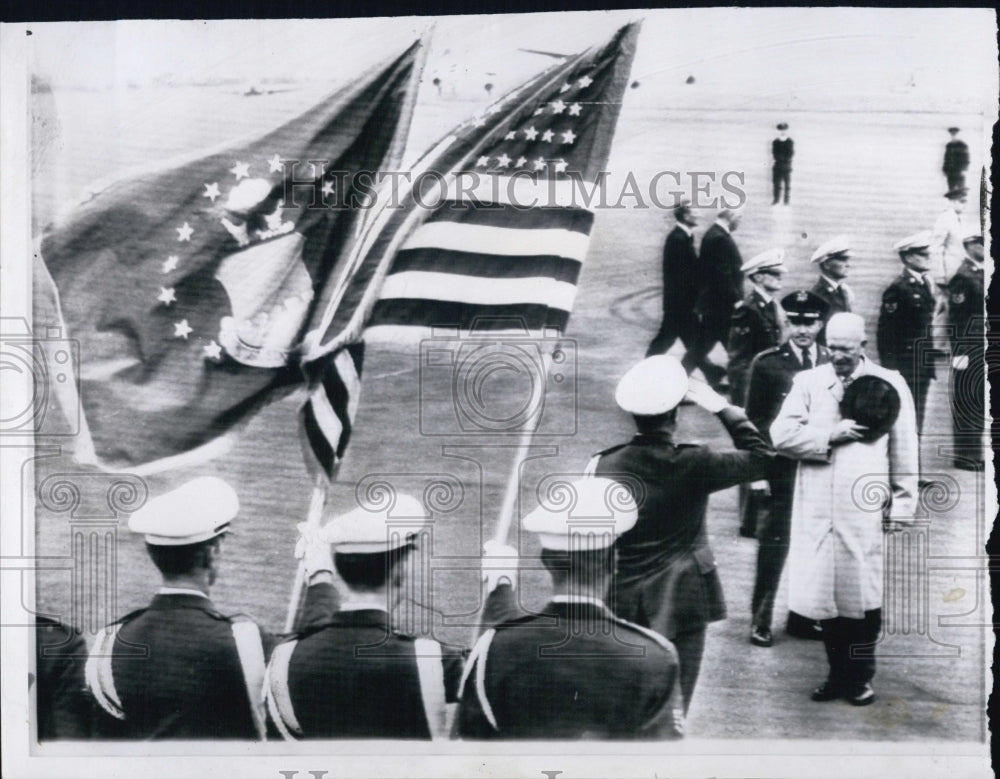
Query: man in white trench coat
[{"left": 770, "top": 313, "right": 919, "bottom": 706}]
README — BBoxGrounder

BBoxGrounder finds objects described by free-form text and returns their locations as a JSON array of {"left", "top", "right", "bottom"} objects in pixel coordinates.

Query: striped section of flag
[{"left": 299, "top": 343, "right": 364, "bottom": 479}]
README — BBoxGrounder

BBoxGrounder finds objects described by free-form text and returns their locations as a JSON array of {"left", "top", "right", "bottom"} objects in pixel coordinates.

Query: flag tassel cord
[{"left": 283, "top": 475, "right": 328, "bottom": 633}]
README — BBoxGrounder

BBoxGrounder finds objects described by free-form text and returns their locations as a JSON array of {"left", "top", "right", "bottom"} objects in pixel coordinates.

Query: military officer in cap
[
  {"left": 727, "top": 248, "right": 788, "bottom": 406},
  {"left": 457, "top": 478, "right": 685, "bottom": 740},
  {"left": 85, "top": 477, "right": 328, "bottom": 739},
  {"left": 265, "top": 494, "right": 464, "bottom": 740},
  {"left": 772, "top": 122, "right": 794, "bottom": 205},
  {"left": 591, "top": 357, "right": 774, "bottom": 712},
  {"left": 946, "top": 229, "right": 986, "bottom": 470},
  {"left": 877, "top": 231, "right": 937, "bottom": 437},
  {"left": 942, "top": 127, "right": 970, "bottom": 191},
  {"left": 744, "top": 290, "right": 830, "bottom": 647},
  {"left": 809, "top": 235, "right": 854, "bottom": 344}
]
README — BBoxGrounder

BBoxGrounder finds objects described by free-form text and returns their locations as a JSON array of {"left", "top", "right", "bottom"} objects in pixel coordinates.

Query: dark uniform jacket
[
  {"left": 696, "top": 223, "right": 743, "bottom": 335},
  {"left": 810, "top": 276, "right": 853, "bottom": 345},
  {"left": 661, "top": 225, "right": 699, "bottom": 320},
  {"left": 876, "top": 270, "right": 937, "bottom": 380},
  {"left": 36, "top": 617, "right": 92, "bottom": 740},
  {"left": 772, "top": 137, "right": 794, "bottom": 170},
  {"left": 745, "top": 343, "right": 832, "bottom": 437},
  {"left": 86, "top": 585, "right": 334, "bottom": 740},
  {"left": 593, "top": 408, "right": 774, "bottom": 639},
  {"left": 943, "top": 139, "right": 969, "bottom": 176},
  {"left": 727, "top": 289, "right": 786, "bottom": 405},
  {"left": 947, "top": 259, "right": 985, "bottom": 355},
  {"left": 265, "top": 583, "right": 464, "bottom": 740},
  {"left": 457, "top": 585, "right": 684, "bottom": 740}
]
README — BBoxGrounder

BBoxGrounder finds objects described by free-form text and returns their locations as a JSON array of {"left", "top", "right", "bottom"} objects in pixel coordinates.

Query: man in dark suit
[
  {"left": 591, "top": 356, "right": 774, "bottom": 713},
  {"left": 85, "top": 478, "right": 331, "bottom": 740},
  {"left": 266, "top": 494, "right": 463, "bottom": 740},
  {"left": 943, "top": 127, "right": 970, "bottom": 190},
  {"left": 457, "top": 478, "right": 684, "bottom": 740},
  {"left": 727, "top": 249, "right": 788, "bottom": 406},
  {"left": 809, "top": 235, "right": 854, "bottom": 345},
  {"left": 683, "top": 209, "right": 744, "bottom": 388},
  {"left": 946, "top": 230, "right": 986, "bottom": 470},
  {"left": 647, "top": 200, "right": 700, "bottom": 360},
  {"left": 772, "top": 122, "right": 794, "bottom": 205},
  {"left": 744, "top": 291, "right": 830, "bottom": 647},
  {"left": 877, "top": 231, "right": 937, "bottom": 437}
]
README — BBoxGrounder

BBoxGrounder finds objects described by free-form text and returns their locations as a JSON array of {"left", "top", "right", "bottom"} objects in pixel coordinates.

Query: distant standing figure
[
  {"left": 809, "top": 235, "right": 854, "bottom": 345},
  {"left": 942, "top": 127, "right": 969, "bottom": 190},
  {"left": 772, "top": 123, "right": 794, "bottom": 205},
  {"left": 647, "top": 200, "right": 700, "bottom": 359}
]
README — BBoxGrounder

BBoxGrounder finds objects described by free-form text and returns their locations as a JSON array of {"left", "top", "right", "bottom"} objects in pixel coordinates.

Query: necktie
[{"left": 801, "top": 350, "right": 812, "bottom": 370}]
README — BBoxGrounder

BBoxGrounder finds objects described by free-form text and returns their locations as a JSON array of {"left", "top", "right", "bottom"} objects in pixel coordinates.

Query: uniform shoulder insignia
[
  {"left": 110, "top": 606, "right": 149, "bottom": 626},
  {"left": 756, "top": 346, "right": 780, "bottom": 359}
]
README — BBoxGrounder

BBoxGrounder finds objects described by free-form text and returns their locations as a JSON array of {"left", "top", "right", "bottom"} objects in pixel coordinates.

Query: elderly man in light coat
[{"left": 770, "top": 312, "right": 918, "bottom": 707}]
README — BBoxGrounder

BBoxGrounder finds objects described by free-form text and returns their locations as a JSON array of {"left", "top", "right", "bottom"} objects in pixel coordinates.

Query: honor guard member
[
  {"left": 457, "top": 479, "right": 685, "bottom": 740},
  {"left": 772, "top": 122, "right": 794, "bottom": 205},
  {"left": 946, "top": 228, "right": 986, "bottom": 470},
  {"left": 592, "top": 357, "right": 774, "bottom": 712},
  {"left": 809, "top": 235, "right": 854, "bottom": 344},
  {"left": 877, "top": 231, "right": 937, "bottom": 439},
  {"left": 85, "top": 477, "right": 283, "bottom": 740},
  {"left": 265, "top": 495, "right": 464, "bottom": 740},
  {"left": 744, "top": 291, "right": 830, "bottom": 647},
  {"left": 727, "top": 248, "right": 788, "bottom": 406}
]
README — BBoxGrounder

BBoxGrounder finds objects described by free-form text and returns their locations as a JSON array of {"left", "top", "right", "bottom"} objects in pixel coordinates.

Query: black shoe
[
  {"left": 750, "top": 625, "right": 773, "bottom": 647},
  {"left": 810, "top": 681, "right": 843, "bottom": 702},
  {"left": 786, "top": 615, "right": 823, "bottom": 640},
  {"left": 848, "top": 683, "right": 875, "bottom": 706}
]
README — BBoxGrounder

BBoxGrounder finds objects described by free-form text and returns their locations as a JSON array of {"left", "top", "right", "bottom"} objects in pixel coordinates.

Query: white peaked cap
[
  {"left": 128, "top": 476, "right": 239, "bottom": 546},
  {"left": 615, "top": 355, "right": 689, "bottom": 415},
  {"left": 810, "top": 234, "right": 852, "bottom": 263},
  {"left": 523, "top": 478, "right": 638, "bottom": 551},
  {"left": 321, "top": 492, "right": 429, "bottom": 553},
  {"left": 740, "top": 247, "right": 786, "bottom": 274}
]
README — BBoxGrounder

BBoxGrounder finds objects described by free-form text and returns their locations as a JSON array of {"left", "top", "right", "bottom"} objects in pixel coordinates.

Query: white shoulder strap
[
  {"left": 457, "top": 628, "right": 498, "bottom": 732},
  {"left": 413, "top": 638, "right": 447, "bottom": 740},
  {"left": 231, "top": 621, "right": 267, "bottom": 740},
  {"left": 84, "top": 625, "right": 125, "bottom": 720},
  {"left": 583, "top": 455, "right": 600, "bottom": 477},
  {"left": 263, "top": 640, "right": 302, "bottom": 740}
]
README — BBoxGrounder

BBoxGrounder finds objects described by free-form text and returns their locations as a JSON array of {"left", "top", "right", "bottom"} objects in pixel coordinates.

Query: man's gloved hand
[
  {"left": 295, "top": 522, "right": 334, "bottom": 580},
  {"left": 684, "top": 375, "right": 729, "bottom": 414},
  {"left": 481, "top": 539, "right": 519, "bottom": 592},
  {"left": 952, "top": 355, "right": 969, "bottom": 370},
  {"left": 749, "top": 479, "right": 771, "bottom": 496}
]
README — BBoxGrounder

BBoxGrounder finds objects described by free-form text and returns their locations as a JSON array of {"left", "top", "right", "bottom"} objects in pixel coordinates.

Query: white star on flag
[
  {"left": 523, "top": 126, "right": 539, "bottom": 141},
  {"left": 230, "top": 161, "right": 250, "bottom": 180},
  {"left": 541, "top": 129, "right": 555, "bottom": 143},
  {"left": 504, "top": 131, "right": 517, "bottom": 141},
  {"left": 560, "top": 82, "right": 572, "bottom": 93},
  {"left": 551, "top": 100, "right": 566, "bottom": 114},
  {"left": 568, "top": 103, "right": 582, "bottom": 116},
  {"left": 157, "top": 287, "right": 176, "bottom": 305},
  {"left": 162, "top": 255, "right": 179, "bottom": 273},
  {"left": 176, "top": 223, "right": 193, "bottom": 242},
  {"left": 203, "top": 182, "right": 220, "bottom": 202},
  {"left": 267, "top": 154, "right": 283, "bottom": 173},
  {"left": 552, "top": 159, "right": 568, "bottom": 173},
  {"left": 578, "top": 75, "right": 593, "bottom": 88},
  {"left": 471, "top": 116, "right": 486, "bottom": 128},
  {"left": 173, "top": 320, "right": 192, "bottom": 339},
  {"left": 496, "top": 153, "right": 512, "bottom": 168},
  {"left": 476, "top": 156, "right": 490, "bottom": 168},
  {"left": 203, "top": 341, "right": 223, "bottom": 360},
  {"left": 533, "top": 106, "right": 544, "bottom": 116},
  {"left": 321, "top": 180, "right": 335, "bottom": 197},
  {"left": 561, "top": 129, "right": 577, "bottom": 144},
  {"left": 532, "top": 157, "right": 546, "bottom": 171},
  {"left": 515, "top": 156, "right": 527, "bottom": 167}
]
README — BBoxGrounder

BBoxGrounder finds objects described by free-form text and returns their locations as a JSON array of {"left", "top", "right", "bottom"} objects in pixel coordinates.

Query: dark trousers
[
  {"left": 772, "top": 165, "right": 791, "bottom": 204},
  {"left": 819, "top": 609, "right": 881, "bottom": 689},
  {"left": 679, "top": 312, "right": 729, "bottom": 385},
  {"left": 647, "top": 309, "right": 697, "bottom": 358},
  {"left": 951, "top": 362, "right": 985, "bottom": 464},
  {"left": 671, "top": 628, "right": 706, "bottom": 714},
  {"left": 904, "top": 372, "right": 932, "bottom": 435},
  {"left": 750, "top": 457, "right": 796, "bottom": 630},
  {"left": 945, "top": 171, "right": 966, "bottom": 190}
]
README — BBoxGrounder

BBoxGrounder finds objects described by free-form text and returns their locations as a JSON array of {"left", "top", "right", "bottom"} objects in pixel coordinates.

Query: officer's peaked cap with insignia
[
  {"left": 129, "top": 476, "right": 238, "bottom": 546},
  {"left": 781, "top": 290, "right": 828, "bottom": 323},
  {"left": 321, "top": 493, "right": 429, "bottom": 554},
  {"left": 615, "top": 355, "right": 689, "bottom": 415},
  {"left": 523, "top": 478, "right": 638, "bottom": 551},
  {"left": 810, "top": 235, "right": 852, "bottom": 264},
  {"left": 840, "top": 375, "right": 901, "bottom": 443},
  {"left": 740, "top": 247, "right": 785, "bottom": 274},
  {"left": 893, "top": 231, "right": 932, "bottom": 254}
]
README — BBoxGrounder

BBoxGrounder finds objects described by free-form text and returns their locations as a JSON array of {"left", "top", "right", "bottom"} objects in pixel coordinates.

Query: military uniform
[
  {"left": 727, "top": 289, "right": 786, "bottom": 405},
  {"left": 946, "top": 256, "right": 985, "bottom": 467},
  {"left": 772, "top": 123, "right": 794, "bottom": 204},
  {"left": 36, "top": 617, "right": 92, "bottom": 740},
  {"left": 876, "top": 270, "right": 936, "bottom": 433}
]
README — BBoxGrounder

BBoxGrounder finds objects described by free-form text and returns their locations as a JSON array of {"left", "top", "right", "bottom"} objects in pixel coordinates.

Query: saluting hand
[
  {"left": 830, "top": 418, "right": 868, "bottom": 444},
  {"left": 684, "top": 375, "right": 729, "bottom": 414}
]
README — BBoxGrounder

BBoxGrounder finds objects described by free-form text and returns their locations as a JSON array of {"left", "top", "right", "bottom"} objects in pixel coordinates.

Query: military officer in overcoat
[
  {"left": 876, "top": 231, "right": 937, "bottom": 436},
  {"left": 85, "top": 478, "right": 327, "bottom": 740},
  {"left": 457, "top": 479, "right": 685, "bottom": 740},
  {"left": 265, "top": 494, "right": 464, "bottom": 740},
  {"left": 744, "top": 291, "right": 830, "bottom": 647},
  {"left": 727, "top": 249, "right": 788, "bottom": 406},
  {"left": 591, "top": 356, "right": 774, "bottom": 713},
  {"left": 946, "top": 229, "right": 986, "bottom": 469},
  {"left": 809, "top": 235, "right": 854, "bottom": 344}
]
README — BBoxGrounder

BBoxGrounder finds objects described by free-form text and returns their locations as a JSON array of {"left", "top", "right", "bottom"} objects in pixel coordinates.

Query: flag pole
[{"left": 283, "top": 476, "right": 328, "bottom": 633}]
